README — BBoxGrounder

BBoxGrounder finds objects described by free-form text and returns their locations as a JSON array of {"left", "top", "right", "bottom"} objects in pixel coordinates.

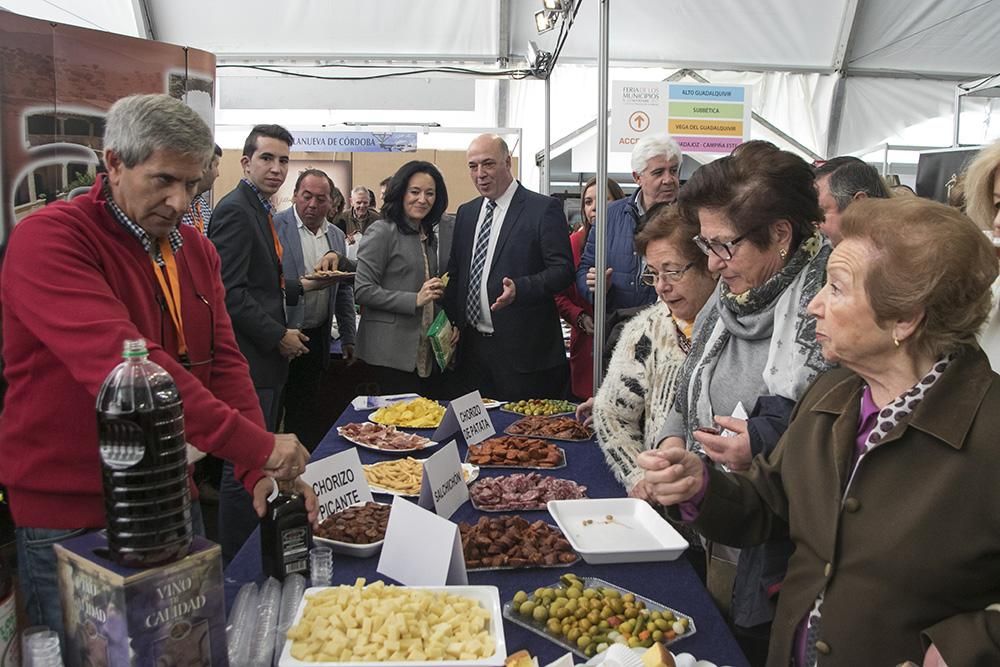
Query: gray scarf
[{"left": 674, "top": 232, "right": 833, "bottom": 447}]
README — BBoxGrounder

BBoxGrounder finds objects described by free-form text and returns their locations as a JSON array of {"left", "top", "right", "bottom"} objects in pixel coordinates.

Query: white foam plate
[
  {"left": 546, "top": 498, "right": 688, "bottom": 564},
  {"left": 278, "top": 584, "right": 507, "bottom": 666},
  {"left": 351, "top": 393, "right": 421, "bottom": 411}
]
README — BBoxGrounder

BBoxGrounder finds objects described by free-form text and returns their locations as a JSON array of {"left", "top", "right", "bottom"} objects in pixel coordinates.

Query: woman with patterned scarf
[
  {"left": 654, "top": 145, "right": 833, "bottom": 665},
  {"left": 640, "top": 197, "right": 1000, "bottom": 666}
]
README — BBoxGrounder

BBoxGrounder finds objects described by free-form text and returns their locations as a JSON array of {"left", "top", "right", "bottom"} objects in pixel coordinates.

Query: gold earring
[
  {"left": 893, "top": 336, "right": 900, "bottom": 347},
  {"left": 779, "top": 248, "right": 788, "bottom": 259}
]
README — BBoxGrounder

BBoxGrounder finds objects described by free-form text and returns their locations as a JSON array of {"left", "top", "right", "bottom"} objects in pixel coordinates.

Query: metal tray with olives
[
  {"left": 501, "top": 573, "right": 696, "bottom": 660},
  {"left": 501, "top": 399, "right": 578, "bottom": 417}
]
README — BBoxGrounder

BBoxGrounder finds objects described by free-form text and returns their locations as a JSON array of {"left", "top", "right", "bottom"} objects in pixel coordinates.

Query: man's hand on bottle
[
  {"left": 252, "top": 477, "right": 320, "bottom": 527},
  {"left": 264, "top": 433, "right": 310, "bottom": 480}
]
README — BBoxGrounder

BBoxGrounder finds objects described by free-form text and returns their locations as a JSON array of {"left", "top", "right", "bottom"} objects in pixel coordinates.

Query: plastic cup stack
[
  {"left": 310, "top": 546, "right": 333, "bottom": 587},
  {"left": 22, "top": 628, "right": 63, "bottom": 667}
]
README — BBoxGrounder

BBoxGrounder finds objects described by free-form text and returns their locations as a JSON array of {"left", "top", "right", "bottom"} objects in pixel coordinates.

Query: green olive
[
  {"left": 512, "top": 591, "right": 528, "bottom": 605},
  {"left": 519, "top": 601, "right": 536, "bottom": 616}
]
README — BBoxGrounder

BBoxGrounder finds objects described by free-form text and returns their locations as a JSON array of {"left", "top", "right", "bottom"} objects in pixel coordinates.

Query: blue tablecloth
[{"left": 224, "top": 403, "right": 749, "bottom": 667}]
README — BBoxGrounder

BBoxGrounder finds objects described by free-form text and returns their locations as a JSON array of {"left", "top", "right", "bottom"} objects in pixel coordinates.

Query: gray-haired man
[
  {"left": 0, "top": 94, "right": 315, "bottom": 646},
  {"left": 577, "top": 134, "right": 683, "bottom": 311}
]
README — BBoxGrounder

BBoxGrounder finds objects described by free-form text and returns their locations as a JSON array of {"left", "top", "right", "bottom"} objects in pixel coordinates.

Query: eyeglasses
[
  {"left": 692, "top": 233, "right": 747, "bottom": 261},
  {"left": 158, "top": 292, "right": 215, "bottom": 370},
  {"left": 640, "top": 262, "right": 696, "bottom": 286}
]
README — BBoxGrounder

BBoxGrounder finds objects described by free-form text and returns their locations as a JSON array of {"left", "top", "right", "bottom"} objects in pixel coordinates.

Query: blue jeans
[
  {"left": 15, "top": 504, "right": 205, "bottom": 646},
  {"left": 16, "top": 526, "right": 89, "bottom": 637}
]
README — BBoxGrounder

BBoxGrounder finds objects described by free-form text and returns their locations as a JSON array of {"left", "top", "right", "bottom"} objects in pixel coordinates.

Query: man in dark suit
[
  {"left": 436, "top": 211, "right": 455, "bottom": 272},
  {"left": 275, "top": 169, "right": 356, "bottom": 449},
  {"left": 209, "top": 124, "right": 335, "bottom": 561},
  {"left": 442, "top": 134, "right": 574, "bottom": 399}
]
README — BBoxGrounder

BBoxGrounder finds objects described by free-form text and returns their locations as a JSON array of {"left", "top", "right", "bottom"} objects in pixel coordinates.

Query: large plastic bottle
[{"left": 97, "top": 339, "right": 192, "bottom": 568}]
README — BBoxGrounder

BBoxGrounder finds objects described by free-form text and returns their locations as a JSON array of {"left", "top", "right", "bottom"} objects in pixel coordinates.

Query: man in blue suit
[
  {"left": 442, "top": 134, "right": 574, "bottom": 400},
  {"left": 275, "top": 169, "right": 356, "bottom": 449}
]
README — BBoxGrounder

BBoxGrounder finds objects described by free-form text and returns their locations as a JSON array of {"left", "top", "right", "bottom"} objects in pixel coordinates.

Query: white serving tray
[
  {"left": 546, "top": 498, "right": 688, "bottom": 564},
  {"left": 278, "top": 585, "right": 507, "bottom": 666},
  {"left": 313, "top": 501, "right": 391, "bottom": 558}
]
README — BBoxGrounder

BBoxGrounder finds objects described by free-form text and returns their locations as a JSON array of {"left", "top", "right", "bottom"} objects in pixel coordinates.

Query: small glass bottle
[{"left": 260, "top": 480, "right": 311, "bottom": 580}]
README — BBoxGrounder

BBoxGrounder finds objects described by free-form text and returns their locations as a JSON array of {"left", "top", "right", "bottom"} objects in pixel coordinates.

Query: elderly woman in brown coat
[{"left": 640, "top": 197, "right": 1000, "bottom": 666}]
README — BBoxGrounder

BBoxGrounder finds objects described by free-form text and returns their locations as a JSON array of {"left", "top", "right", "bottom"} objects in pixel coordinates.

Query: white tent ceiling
[{"left": 4, "top": 0, "right": 999, "bottom": 186}]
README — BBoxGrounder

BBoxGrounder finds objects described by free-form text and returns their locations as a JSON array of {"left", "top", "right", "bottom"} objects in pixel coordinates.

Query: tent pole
[
  {"left": 952, "top": 86, "right": 962, "bottom": 147},
  {"left": 592, "top": 0, "right": 610, "bottom": 393},
  {"left": 542, "top": 75, "right": 551, "bottom": 195}
]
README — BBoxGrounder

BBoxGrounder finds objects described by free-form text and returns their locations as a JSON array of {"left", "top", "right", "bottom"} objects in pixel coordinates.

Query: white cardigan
[{"left": 592, "top": 303, "right": 687, "bottom": 491}]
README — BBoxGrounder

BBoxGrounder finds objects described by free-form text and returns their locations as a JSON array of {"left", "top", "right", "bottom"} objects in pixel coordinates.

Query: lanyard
[
  {"left": 151, "top": 238, "right": 188, "bottom": 358},
  {"left": 267, "top": 213, "right": 285, "bottom": 288},
  {"left": 192, "top": 204, "right": 205, "bottom": 235}
]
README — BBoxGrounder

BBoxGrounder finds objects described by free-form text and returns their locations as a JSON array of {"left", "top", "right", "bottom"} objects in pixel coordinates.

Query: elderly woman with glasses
[
  {"left": 641, "top": 197, "right": 1000, "bottom": 666},
  {"left": 653, "top": 144, "right": 832, "bottom": 663},
  {"left": 591, "top": 204, "right": 717, "bottom": 500}
]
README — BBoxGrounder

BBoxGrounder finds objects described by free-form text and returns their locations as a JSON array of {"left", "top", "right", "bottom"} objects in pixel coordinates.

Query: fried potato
[
  {"left": 370, "top": 397, "right": 446, "bottom": 428},
  {"left": 363, "top": 457, "right": 424, "bottom": 495}
]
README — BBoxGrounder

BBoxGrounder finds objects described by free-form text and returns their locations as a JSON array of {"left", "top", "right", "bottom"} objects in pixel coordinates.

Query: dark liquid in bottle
[
  {"left": 98, "top": 402, "right": 192, "bottom": 568},
  {"left": 261, "top": 485, "right": 311, "bottom": 580}
]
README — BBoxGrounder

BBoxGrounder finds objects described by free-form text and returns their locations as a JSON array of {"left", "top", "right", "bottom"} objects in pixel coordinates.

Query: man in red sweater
[{"left": 0, "top": 94, "right": 315, "bottom": 642}]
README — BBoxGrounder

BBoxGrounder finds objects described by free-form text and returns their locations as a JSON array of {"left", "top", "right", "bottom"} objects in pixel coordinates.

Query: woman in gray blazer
[{"left": 354, "top": 161, "right": 450, "bottom": 395}]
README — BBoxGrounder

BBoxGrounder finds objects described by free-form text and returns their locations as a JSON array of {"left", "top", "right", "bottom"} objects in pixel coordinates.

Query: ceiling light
[{"left": 535, "top": 10, "right": 557, "bottom": 34}]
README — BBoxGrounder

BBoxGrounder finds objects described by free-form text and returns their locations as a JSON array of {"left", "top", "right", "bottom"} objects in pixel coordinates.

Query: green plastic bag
[{"left": 426, "top": 310, "right": 455, "bottom": 371}]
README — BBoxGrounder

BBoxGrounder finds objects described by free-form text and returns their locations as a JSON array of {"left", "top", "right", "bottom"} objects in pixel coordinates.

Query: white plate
[
  {"left": 313, "top": 534, "right": 384, "bottom": 558},
  {"left": 278, "top": 584, "right": 507, "bottom": 666},
  {"left": 546, "top": 498, "right": 688, "bottom": 564},
  {"left": 367, "top": 463, "right": 480, "bottom": 497},
  {"left": 582, "top": 645, "right": 647, "bottom": 667},
  {"left": 583, "top": 646, "right": 723, "bottom": 667},
  {"left": 338, "top": 425, "right": 439, "bottom": 454},
  {"left": 313, "top": 502, "right": 391, "bottom": 558}
]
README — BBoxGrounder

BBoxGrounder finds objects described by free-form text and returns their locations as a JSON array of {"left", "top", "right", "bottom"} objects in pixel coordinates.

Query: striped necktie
[{"left": 465, "top": 199, "right": 497, "bottom": 326}]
